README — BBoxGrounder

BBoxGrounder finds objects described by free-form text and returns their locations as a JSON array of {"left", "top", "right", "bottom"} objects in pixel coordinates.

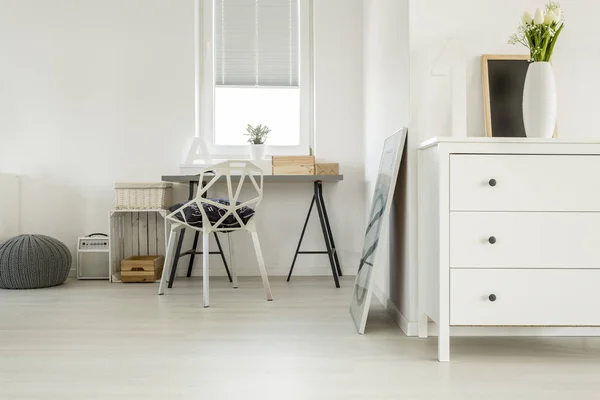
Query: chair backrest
[{"left": 169, "top": 161, "right": 264, "bottom": 232}]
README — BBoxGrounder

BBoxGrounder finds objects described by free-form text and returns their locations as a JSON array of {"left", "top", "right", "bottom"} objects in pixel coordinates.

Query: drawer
[
  {"left": 450, "top": 269, "right": 600, "bottom": 326},
  {"left": 450, "top": 154, "right": 600, "bottom": 211},
  {"left": 450, "top": 212, "right": 600, "bottom": 268}
]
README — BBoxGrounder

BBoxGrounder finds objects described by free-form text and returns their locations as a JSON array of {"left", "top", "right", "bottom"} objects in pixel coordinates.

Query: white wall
[
  {"left": 0, "top": 0, "right": 365, "bottom": 277},
  {"left": 411, "top": 0, "right": 600, "bottom": 140},
  {"left": 404, "top": 0, "right": 600, "bottom": 333},
  {"left": 362, "top": 0, "right": 411, "bottom": 325},
  {"left": 312, "top": 0, "right": 365, "bottom": 276},
  {"left": 0, "top": 174, "right": 20, "bottom": 241},
  {"left": 0, "top": 0, "right": 194, "bottom": 249}
]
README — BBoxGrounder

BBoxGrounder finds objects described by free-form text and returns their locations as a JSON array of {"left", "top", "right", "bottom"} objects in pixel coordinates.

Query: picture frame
[
  {"left": 482, "top": 54, "right": 530, "bottom": 137},
  {"left": 350, "top": 128, "right": 407, "bottom": 334}
]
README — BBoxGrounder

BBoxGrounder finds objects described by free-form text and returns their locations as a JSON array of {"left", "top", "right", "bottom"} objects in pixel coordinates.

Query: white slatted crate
[{"left": 108, "top": 210, "right": 169, "bottom": 283}]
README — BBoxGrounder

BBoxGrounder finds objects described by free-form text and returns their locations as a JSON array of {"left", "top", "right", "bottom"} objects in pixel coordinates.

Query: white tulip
[
  {"left": 554, "top": 8, "right": 562, "bottom": 21},
  {"left": 544, "top": 11, "right": 557, "bottom": 25},
  {"left": 534, "top": 8, "right": 544, "bottom": 24},
  {"left": 522, "top": 11, "right": 533, "bottom": 24}
]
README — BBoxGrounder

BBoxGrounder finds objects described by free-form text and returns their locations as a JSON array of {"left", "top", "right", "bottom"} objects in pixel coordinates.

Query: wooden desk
[
  {"left": 162, "top": 174, "right": 343, "bottom": 183},
  {"left": 161, "top": 174, "right": 344, "bottom": 288},
  {"left": 162, "top": 174, "right": 343, "bottom": 199}
]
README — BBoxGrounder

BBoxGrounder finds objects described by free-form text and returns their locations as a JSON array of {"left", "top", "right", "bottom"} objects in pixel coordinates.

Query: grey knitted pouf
[{"left": 0, "top": 235, "right": 72, "bottom": 289}]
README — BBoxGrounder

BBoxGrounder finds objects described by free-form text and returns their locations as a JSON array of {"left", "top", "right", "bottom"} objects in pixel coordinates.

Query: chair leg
[
  {"left": 202, "top": 231, "right": 210, "bottom": 308},
  {"left": 250, "top": 231, "right": 273, "bottom": 301},
  {"left": 228, "top": 232, "right": 238, "bottom": 289},
  {"left": 158, "top": 228, "right": 178, "bottom": 295}
]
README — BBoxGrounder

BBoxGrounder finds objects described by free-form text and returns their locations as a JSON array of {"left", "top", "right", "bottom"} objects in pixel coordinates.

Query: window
[{"left": 199, "top": 0, "right": 312, "bottom": 156}]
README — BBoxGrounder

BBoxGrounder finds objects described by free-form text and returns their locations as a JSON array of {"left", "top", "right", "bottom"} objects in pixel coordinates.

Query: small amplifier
[{"left": 77, "top": 233, "right": 110, "bottom": 280}]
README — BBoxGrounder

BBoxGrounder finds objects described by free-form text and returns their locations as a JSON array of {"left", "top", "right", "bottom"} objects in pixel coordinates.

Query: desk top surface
[{"left": 162, "top": 174, "right": 344, "bottom": 183}]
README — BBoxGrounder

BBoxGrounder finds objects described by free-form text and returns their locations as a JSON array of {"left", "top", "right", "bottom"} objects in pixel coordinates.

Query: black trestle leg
[
  {"left": 316, "top": 182, "right": 342, "bottom": 277},
  {"left": 168, "top": 228, "right": 186, "bottom": 288},
  {"left": 169, "top": 180, "right": 195, "bottom": 286},
  {"left": 287, "top": 196, "right": 316, "bottom": 282},
  {"left": 314, "top": 182, "right": 340, "bottom": 288},
  {"left": 189, "top": 181, "right": 196, "bottom": 200},
  {"left": 186, "top": 231, "right": 200, "bottom": 277},
  {"left": 182, "top": 232, "right": 232, "bottom": 282}
]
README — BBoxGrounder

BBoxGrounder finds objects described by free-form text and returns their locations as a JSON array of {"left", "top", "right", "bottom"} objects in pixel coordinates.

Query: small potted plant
[{"left": 245, "top": 124, "right": 271, "bottom": 160}]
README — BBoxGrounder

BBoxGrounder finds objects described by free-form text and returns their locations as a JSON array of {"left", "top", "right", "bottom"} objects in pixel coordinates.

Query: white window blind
[{"left": 214, "top": 0, "right": 299, "bottom": 87}]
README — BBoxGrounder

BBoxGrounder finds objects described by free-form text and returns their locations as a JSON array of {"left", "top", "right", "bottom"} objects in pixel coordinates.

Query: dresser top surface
[{"left": 419, "top": 137, "right": 600, "bottom": 151}]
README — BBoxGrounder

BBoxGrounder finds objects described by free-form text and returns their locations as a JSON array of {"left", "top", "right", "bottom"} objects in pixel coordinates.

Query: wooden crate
[
  {"left": 121, "top": 255, "right": 164, "bottom": 283},
  {"left": 272, "top": 156, "right": 315, "bottom": 175},
  {"left": 316, "top": 163, "right": 339, "bottom": 176},
  {"left": 109, "top": 210, "right": 168, "bottom": 283}
]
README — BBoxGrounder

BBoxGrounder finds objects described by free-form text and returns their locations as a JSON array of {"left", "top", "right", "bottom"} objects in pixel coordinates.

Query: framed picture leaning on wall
[{"left": 350, "top": 128, "right": 407, "bottom": 334}]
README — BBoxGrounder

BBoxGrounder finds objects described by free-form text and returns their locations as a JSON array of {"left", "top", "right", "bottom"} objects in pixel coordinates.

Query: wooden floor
[{"left": 1, "top": 276, "right": 600, "bottom": 399}]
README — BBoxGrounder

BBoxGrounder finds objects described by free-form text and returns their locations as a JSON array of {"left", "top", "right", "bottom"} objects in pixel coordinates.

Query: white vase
[
  {"left": 522, "top": 62, "right": 557, "bottom": 139},
  {"left": 249, "top": 144, "right": 266, "bottom": 160}
]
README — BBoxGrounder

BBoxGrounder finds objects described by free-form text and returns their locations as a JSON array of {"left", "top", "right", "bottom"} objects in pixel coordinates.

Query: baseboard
[{"left": 372, "top": 285, "right": 413, "bottom": 336}]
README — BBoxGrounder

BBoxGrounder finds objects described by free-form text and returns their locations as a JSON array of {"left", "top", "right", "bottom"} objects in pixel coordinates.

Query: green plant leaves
[{"left": 244, "top": 124, "right": 271, "bottom": 145}]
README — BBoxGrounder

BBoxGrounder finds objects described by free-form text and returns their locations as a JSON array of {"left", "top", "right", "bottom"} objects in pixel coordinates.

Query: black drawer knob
[
  {"left": 488, "top": 178, "right": 497, "bottom": 187},
  {"left": 489, "top": 294, "right": 497, "bottom": 302},
  {"left": 488, "top": 236, "right": 496, "bottom": 244}
]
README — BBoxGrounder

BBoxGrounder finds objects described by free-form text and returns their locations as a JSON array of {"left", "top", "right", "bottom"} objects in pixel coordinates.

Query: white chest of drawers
[{"left": 418, "top": 137, "right": 600, "bottom": 361}]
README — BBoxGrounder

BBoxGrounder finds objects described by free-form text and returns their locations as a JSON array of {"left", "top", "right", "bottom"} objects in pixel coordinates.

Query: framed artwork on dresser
[
  {"left": 350, "top": 128, "right": 407, "bottom": 334},
  {"left": 482, "top": 54, "right": 529, "bottom": 138}
]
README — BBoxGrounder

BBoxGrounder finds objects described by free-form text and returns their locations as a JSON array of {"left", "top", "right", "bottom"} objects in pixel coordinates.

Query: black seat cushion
[{"left": 169, "top": 198, "right": 255, "bottom": 229}]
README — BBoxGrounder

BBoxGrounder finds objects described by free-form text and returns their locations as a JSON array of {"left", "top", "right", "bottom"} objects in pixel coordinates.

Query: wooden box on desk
[
  {"left": 272, "top": 156, "right": 315, "bottom": 175},
  {"left": 316, "top": 163, "right": 339, "bottom": 176},
  {"left": 121, "top": 256, "right": 164, "bottom": 283}
]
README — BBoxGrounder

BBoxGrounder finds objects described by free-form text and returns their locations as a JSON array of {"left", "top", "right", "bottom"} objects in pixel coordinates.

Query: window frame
[{"left": 198, "top": 0, "right": 313, "bottom": 157}]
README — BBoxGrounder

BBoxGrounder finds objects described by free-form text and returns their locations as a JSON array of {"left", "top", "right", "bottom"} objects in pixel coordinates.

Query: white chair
[{"left": 158, "top": 161, "right": 273, "bottom": 307}]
